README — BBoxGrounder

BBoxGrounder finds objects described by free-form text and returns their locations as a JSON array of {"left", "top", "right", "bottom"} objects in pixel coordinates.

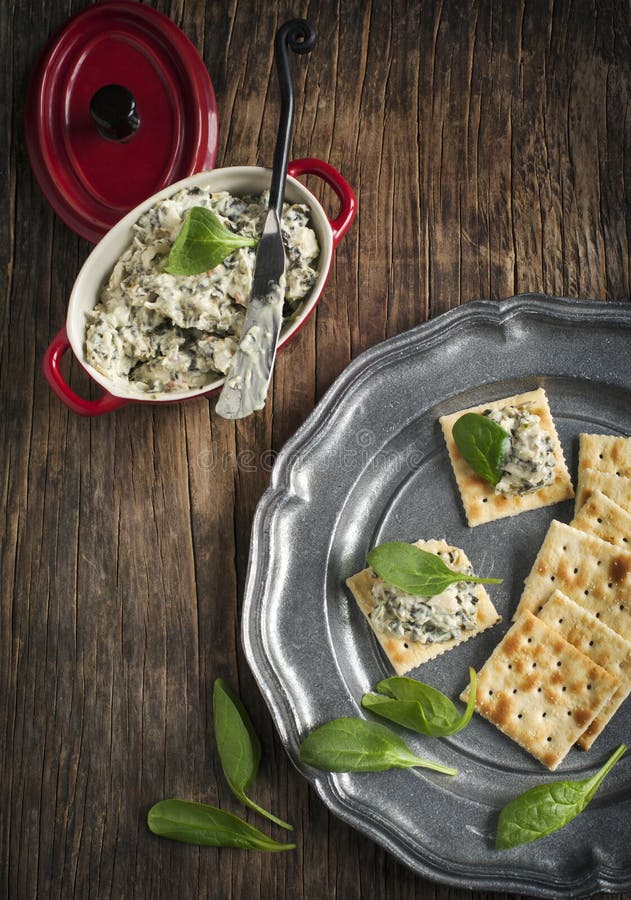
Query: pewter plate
[{"left": 241, "top": 295, "right": 631, "bottom": 897}]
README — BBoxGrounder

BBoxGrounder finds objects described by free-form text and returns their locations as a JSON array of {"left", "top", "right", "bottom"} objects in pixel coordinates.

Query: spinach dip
[
  {"left": 483, "top": 402, "right": 556, "bottom": 495},
  {"left": 369, "top": 546, "right": 479, "bottom": 645},
  {"left": 85, "top": 187, "right": 320, "bottom": 393}
]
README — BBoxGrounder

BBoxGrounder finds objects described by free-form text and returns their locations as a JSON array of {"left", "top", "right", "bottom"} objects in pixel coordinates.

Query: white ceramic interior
[{"left": 66, "top": 166, "right": 334, "bottom": 401}]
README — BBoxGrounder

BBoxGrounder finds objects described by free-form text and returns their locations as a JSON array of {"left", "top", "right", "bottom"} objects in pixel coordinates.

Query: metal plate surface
[{"left": 242, "top": 295, "right": 631, "bottom": 897}]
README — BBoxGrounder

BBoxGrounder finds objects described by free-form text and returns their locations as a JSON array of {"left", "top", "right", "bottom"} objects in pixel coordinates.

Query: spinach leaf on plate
[
  {"left": 362, "top": 668, "right": 477, "bottom": 737},
  {"left": 299, "top": 717, "right": 457, "bottom": 775},
  {"left": 496, "top": 743, "right": 626, "bottom": 849}
]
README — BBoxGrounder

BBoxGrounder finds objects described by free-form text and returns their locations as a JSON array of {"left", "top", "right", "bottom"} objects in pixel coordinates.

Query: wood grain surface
[{"left": 2, "top": 0, "right": 631, "bottom": 898}]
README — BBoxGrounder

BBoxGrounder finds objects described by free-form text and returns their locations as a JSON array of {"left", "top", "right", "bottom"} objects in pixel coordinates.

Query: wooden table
[{"left": 3, "top": 1, "right": 630, "bottom": 897}]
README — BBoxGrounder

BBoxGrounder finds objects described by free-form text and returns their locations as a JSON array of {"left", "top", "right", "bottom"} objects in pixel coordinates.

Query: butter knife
[{"left": 215, "top": 19, "right": 316, "bottom": 419}]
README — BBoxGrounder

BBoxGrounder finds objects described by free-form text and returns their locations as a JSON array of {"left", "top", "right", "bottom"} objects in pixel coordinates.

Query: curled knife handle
[{"left": 270, "top": 19, "right": 317, "bottom": 217}]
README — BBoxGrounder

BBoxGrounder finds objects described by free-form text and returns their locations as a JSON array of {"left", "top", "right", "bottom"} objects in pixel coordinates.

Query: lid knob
[{"left": 90, "top": 84, "right": 140, "bottom": 142}]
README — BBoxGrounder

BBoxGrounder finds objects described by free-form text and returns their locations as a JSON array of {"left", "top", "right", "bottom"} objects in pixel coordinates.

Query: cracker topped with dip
[
  {"left": 439, "top": 388, "right": 574, "bottom": 527},
  {"left": 347, "top": 539, "right": 501, "bottom": 675}
]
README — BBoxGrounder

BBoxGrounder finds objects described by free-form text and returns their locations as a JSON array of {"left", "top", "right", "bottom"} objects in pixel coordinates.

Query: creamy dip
[
  {"left": 484, "top": 403, "right": 555, "bottom": 495},
  {"left": 369, "top": 546, "right": 479, "bottom": 644},
  {"left": 85, "top": 187, "right": 320, "bottom": 393}
]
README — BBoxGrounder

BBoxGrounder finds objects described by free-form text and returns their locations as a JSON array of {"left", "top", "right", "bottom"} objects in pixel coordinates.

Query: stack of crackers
[{"left": 467, "top": 433, "right": 631, "bottom": 770}]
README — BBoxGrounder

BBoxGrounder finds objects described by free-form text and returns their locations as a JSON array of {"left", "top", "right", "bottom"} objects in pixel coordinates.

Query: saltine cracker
[
  {"left": 439, "top": 388, "right": 573, "bottom": 527},
  {"left": 346, "top": 539, "right": 501, "bottom": 675},
  {"left": 537, "top": 590, "right": 631, "bottom": 750},
  {"left": 514, "top": 520, "right": 631, "bottom": 641},
  {"left": 461, "top": 611, "right": 618, "bottom": 770},
  {"left": 570, "top": 489, "right": 631, "bottom": 549},
  {"left": 578, "top": 433, "right": 631, "bottom": 478},
  {"left": 575, "top": 468, "right": 631, "bottom": 516}
]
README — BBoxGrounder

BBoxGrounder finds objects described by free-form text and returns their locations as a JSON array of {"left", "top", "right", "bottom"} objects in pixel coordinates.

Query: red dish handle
[
  {"left": 287, "top": 158, "right": 357, "bottom": 247},
  {"left": 42, "top": 327, "right": 129, "bottom": 416}
]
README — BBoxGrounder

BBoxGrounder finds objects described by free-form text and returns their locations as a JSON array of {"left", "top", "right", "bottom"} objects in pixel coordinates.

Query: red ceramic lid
[{"left": 25, "top": 0, "right": 218, "bottom": 243}]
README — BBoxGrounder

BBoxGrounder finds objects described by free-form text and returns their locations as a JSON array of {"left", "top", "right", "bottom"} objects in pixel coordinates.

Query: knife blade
[{"left": 214, "top": 208, "right": 286, "bottom": 419}]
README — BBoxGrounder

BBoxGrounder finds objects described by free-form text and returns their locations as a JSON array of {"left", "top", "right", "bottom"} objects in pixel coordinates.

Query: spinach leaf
[
  {"left": 164, "top": 207, "right": 258, "bottom": 276},
  {"left": 452, "top": 412, "right": 511, "bottom": 486},
  {"left": 299, "top": 717, "right": 457, "bottom": 775},
  {"left": 147, "top": 800, "right": 295, "bottom": 852},
  {"left": 496, "top": 743, "right": 626, "bottom": 849},
  {"left": 213, "top": 679, "right": 292, "bottom": 830},
  {"left": 366, "top": 542, "right": 501, "bottom": 597},
  {"left": 361, "top": 668, "right": 477, "bottom": 736}
]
